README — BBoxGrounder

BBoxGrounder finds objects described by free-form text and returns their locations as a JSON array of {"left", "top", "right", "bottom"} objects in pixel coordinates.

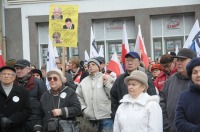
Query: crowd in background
[{"left": 0, "top": 48, "right": 200, "bottom": 132}]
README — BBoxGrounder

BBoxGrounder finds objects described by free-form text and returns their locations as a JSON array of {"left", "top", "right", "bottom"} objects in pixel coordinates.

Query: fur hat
[
  {"left": 88, "top": 58, "right": 101, "bottom": 68},
  {"left": 124, "top": 70, "right": 148, "bottom": 89},
  {"left": 46, "top": 68, "right": 64, "bottom": 82},
  {"left": 186, "top": 57, "right": 200, "bottom": 77}
]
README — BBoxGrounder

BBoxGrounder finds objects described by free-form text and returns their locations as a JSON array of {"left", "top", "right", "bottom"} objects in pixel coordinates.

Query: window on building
[
  {"left": 93, "top": 18, "right": 136, "bottom": 62},
  {"left": 151, "top": 13, "right": 195, "bottom": 60}
]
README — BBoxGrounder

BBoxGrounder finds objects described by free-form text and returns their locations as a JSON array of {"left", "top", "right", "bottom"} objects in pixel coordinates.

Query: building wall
[{"left": 3, "top": 0, "right": 200, "bottom": 67}]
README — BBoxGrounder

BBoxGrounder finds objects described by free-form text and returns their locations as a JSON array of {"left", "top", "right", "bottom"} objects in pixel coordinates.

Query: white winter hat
[
  {"left": 47, "top": 68, "right": 64, "bottom": 82},
  {"left": 124, "top": 70, "right": 148, "bottom": 89}
]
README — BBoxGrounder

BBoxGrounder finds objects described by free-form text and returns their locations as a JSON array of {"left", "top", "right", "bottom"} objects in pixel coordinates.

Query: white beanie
[
  {"left": 47, "top": 68, "right": 64, "bottom": 82},
  {"left": 124, "top": 70, "right": 148, "bottom": 89}
]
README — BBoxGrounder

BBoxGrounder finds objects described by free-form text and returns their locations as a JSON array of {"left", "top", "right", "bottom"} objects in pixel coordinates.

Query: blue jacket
[{"left": 175, "top": 81, "right": 200, "bottom": 132}]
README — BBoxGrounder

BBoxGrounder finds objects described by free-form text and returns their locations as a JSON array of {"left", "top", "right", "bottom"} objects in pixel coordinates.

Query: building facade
[{"left": 2, "top": 0, "right": 200, "bottom": 67}]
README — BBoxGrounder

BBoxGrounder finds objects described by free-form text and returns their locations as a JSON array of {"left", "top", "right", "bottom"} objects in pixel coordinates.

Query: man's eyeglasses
[
  {"left": 48, "top": 77, "right": 58, "bottom": 82},
  {"left": 1, "top": 73, "right": 14, "bottom": 77}
]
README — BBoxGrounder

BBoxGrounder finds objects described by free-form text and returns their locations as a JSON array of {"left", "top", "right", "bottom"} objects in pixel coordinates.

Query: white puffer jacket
[{"left": 113, "top": 93, "right": 163, "bottom": 132}]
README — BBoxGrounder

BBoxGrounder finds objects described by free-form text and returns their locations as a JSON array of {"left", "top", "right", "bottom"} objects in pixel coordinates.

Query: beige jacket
[{"left": 76, "top": 72, "right": 114, "bottom": 120}]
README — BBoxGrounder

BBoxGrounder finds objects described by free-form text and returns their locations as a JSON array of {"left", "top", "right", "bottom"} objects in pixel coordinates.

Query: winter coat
[
  {"left": 76, "top": 72, "right": 114, "bottom": 120},
  {"left": 154, "top": 68, "right": 177, "bottom": 92},
  {"left": 0, "top": 83, "right": 31, "bottom": 132},
  {"left": 68, "top": 68, "right": 89, "bottom": 84},
  {"left": 34, "top": 86, "right": 81, "bottom": 132},
  {"left": 113, "top": 93, "right": 163, "bottom": 132},
  {"left": 175, "top": 81, "right": 200, "bottom": 132},
  {"left": 110, "top": 70, "right": 157, "bottom": 119},
  {"left": 15, "top": 75, "right": 47, "bottom": 121},
  {"left": 65, "top": 72, "right": 77, "bottom": 90},
  {"left": 159, "top": 72, "right": 190, "bottom": 132}
]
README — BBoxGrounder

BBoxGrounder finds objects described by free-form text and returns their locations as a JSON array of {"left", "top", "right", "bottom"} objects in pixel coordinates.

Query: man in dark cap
[
  {"left": 14, "top": 59, "right": 47, "bottom": 132},
  {"left": 160, "top": 48, "right": 197, "bottom": 132},
  {"left": 0, "top": 66, "right": 31, "bottom": 132},
  {"left": 110, "top": 51, "right": 157, "bottom": 119}
]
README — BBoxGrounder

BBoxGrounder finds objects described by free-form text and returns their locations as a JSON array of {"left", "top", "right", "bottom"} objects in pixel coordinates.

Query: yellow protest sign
[{"left": 49, "top": 5, "right": 79, "bottom": 47}]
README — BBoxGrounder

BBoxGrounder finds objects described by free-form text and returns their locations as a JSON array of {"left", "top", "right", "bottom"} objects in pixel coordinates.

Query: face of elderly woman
[
  {"left": 192, "top": 66, "right": 200, "bottom": 85},
  {"left": 127, "top": 79, "right": 145, "bottom": 98},
  {"left": 48, "top": 73, "right": 62, "bottom": 91}
]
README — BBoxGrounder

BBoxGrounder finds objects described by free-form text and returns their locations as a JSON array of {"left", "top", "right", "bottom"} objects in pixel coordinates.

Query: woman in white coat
[{"left": 113, "top": 70, "right": 163, "bottom": 132}]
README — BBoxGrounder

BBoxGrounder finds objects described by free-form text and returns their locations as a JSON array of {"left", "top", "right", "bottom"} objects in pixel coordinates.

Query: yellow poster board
[{"left": 49, "top": 5, "right": 79, "bottom": 47}]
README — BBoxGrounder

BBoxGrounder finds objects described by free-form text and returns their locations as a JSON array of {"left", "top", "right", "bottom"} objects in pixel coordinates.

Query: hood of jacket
[{"left": 120, "top": 92, "right": 159, "bottom": 106}]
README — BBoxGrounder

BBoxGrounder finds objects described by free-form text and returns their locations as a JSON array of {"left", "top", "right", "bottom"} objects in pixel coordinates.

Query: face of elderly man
[
  {"left": 53, "top": 7, "right": 62, "bottom": 19},
  {"left": 125, "top": 56, "right": 140, "bottom": 73},
  {"left": 1, "top": 69, "right": 16, "bottom": 85}
]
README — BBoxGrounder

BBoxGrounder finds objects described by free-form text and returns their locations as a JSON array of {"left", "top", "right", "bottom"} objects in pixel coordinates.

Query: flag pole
[{"left": 62, "top": 47, "right": 66, "bottom": 75}]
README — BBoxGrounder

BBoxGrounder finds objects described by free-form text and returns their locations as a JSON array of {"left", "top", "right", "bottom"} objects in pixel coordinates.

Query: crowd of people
[{"left": 0, "top": 48, "right": 200, "bottom": 132}]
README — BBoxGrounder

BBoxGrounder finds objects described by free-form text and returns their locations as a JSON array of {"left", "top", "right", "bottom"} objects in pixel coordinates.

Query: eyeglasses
[
  {"left": 1, "top": 73, "right": 14, "bottom": 77},
  {"left": 47, "top": 76, "right": 58, "bottom": 82}
]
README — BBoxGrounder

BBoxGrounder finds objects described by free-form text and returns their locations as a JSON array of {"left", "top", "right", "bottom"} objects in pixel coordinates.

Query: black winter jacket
[
  {"left": 34, "top": 86, "right": 81, "bottom": 132},
  {"left": 0, "top": 83, "right": 31, "bottom": 132}
]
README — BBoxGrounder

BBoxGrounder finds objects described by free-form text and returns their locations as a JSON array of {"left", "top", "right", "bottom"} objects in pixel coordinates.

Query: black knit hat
[
  {"left": 186, "top": 57, "right": 200, "bottom": 77},
  {"left": 31, "top": 69, "right": 43, "bottom": 79}
]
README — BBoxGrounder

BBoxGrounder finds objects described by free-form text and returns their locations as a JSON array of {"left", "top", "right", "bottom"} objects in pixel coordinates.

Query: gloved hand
[{"left": 1, "top": 117, "right": 11, "bottom": 130}]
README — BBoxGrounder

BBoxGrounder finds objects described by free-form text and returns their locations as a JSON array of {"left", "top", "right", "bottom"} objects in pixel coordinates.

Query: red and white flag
[
  {"left": 0, "top": 49, "right": 5, "bottom": 67},
  {"left": 90, "top": 27, "right": 99, "bottom": 58},
  {"left": 121, "top": 24, "right": 130, "bottom": 70},
  {"left": 107, "top": 52, "right": 124, "bottom": 77},
  {"left": 134, "top": 25, "right": 149, "bottom": 68}
]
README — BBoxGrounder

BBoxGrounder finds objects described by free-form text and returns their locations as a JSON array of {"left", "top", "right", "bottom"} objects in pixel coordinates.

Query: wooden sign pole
[{"left": 62, "top": 47, "right": 66, "bottom": 75}]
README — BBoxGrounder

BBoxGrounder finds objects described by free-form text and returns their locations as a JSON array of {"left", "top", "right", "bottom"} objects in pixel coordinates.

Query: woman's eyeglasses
[{"left": 47, "top": 77, "right": 58, "bottom": 82}]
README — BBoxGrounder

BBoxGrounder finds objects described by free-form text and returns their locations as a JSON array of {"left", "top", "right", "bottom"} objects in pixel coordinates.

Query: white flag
[
  {"left": 84, "top": 50, "right": 90, "bottom": 61},
  {"left": 98, "top": 45, "right": 104, "bottom": 57},
  {"left": 183, "top": 19, "right": 200, "bottom": 48},
  {"left": 90, "top": 27, "right": 99, "bottom": 58},
  {"left": 175, "top": 45, "right": 179, "bottom": 55},
  {"left": 46, "top": 36, "right": 57, "bottom": 89},
  {"left": 53, "top": 47, "right": 58, "bottom": 57}
]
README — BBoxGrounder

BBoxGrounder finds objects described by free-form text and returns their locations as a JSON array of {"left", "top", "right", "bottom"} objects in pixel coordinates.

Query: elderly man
[
  {"left": 51, "top": 7, "right": 63, "bottom": 20},
  {"left": 160, "top": 48, "right": 196, "bottom": 132},
  {"left": 14, "top": 59, "right": 47, "bottom": 132},
  {"left": 0, "top": 66, "right": 31, "bottom": 132},
  {"left": 76, "top": 58, "right": 115, "bottom": 132},
  {"left": 110, "top": 51, "right": 157, "bottom": 119}
]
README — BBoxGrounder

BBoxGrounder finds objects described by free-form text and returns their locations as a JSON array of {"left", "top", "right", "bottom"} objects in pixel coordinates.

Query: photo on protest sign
[{"left": 49, "top": 5, "right": 79, "bottom": 47}]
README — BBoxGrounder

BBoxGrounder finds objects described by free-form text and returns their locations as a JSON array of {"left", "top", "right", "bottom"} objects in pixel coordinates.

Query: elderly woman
[
  {"left": 33, "top": 68, "right": 81, "bottom": 132},
  {"left": 175, "top": 57, "right": 200, "bottom": 132},
  {"left": 113, "top": 70, "right": 163, "bottom": 132}
]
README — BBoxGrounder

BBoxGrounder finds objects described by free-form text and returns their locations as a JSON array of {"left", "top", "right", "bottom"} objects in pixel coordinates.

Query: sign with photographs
[{"left": 49, "top": 5, "right": 79, "bottom": 47}]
